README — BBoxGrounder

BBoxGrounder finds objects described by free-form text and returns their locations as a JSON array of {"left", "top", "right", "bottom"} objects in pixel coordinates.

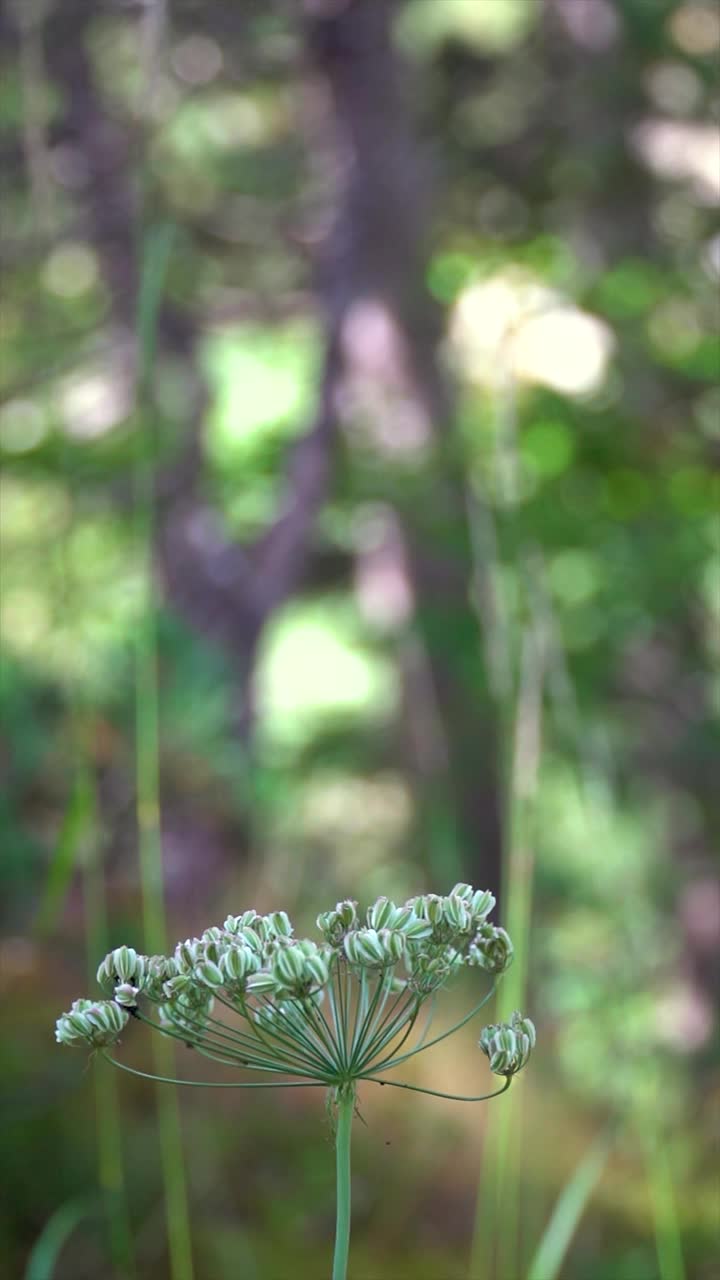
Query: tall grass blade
[
  {"left": 34, "top": 770, "right": 92, "bottom": 935},
  {"left": 646, "top": 1138, "right": 686, "bottom": 1280},
  {"left": 133, "top": 215, "right": 194, "bottom": 1280},
  {"left": 82, "top": 760, "right": 136, "bottom": 1276},
  {"left": 527, "top": 1134, "right": 612, "bottom": 1280},
  {"left": 466, "top": 347, "right": 546, "bottom": 1278},
  {"left": 25, "top": 1198, "right": 98, "bottom": 1280}
]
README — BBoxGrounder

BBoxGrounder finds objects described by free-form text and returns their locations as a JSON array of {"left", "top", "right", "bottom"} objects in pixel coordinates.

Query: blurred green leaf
[
  {"left": 34, "top": 769, "right": 93, "bottom": 936},
  {"left": 25, "top": 1197, "right": 99, "bottom": 1280},
  {"left": 527, "top": 1133, "right": 613, "bottom": 1280}
]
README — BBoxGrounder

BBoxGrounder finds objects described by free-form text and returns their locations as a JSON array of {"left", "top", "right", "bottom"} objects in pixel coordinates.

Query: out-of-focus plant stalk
[
  {"left": 645, "top": 1132, "right": 687, "bottom": 1280},
  {"left": 466, "top": 337, "right": 546, "bottom": 1280},
  {"left": 130, "top": 2, "right": 194, "bottom": 1273},
  {"left": 48, "top": 417, "right": 135, "bottom": 1274},
  {"left": 133, "top": 218, "right": 194, "bottom": 1280},
  {"left": 83, "top": 762, "right": 136, "bottom": 1276}
]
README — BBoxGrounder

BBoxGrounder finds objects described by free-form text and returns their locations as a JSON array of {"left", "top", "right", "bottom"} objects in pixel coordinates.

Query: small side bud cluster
[
  {"left": 317, "top": 900, "right": 358, "bottom": 946},
  {"left": 479, "top": 1011, "right": 536, "bottom": 1077},
  {"left": 467, "top": 925, "right": 514, "bottom": 974},
  {"left": 56, "top": 999, "right": 129, "bottom": 1048}
]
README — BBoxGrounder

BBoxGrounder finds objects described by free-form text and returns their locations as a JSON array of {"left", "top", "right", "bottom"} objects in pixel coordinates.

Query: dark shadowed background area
[{"left": 1, "top": 1, "right": 719, "bottom": 1278}]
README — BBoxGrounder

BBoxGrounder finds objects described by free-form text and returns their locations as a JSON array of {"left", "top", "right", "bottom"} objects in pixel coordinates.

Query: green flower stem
[{"left": 332, "top": 1088, "right": 355, "bottom": 1280}]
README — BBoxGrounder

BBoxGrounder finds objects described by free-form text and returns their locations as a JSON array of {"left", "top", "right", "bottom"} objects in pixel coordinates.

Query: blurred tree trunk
[
  {"left": 305, "top": 0, "right": 503, "bottom": 890},
  {"left": 42, "top": 0, "right": 505, "bottom": 890}
]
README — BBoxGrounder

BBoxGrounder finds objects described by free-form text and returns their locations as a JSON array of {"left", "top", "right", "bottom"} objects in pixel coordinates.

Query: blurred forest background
[{"left": 1, "top": 0, "right": 719, "bottom": 1278}]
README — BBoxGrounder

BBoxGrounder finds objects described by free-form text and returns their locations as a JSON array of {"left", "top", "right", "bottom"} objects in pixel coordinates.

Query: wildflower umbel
[
  {"left": 56, "top": 885, "right": 534, "bottom": 1280},
  {"left": 56, "top": 885, "right": 533, "bottom": 1096}
]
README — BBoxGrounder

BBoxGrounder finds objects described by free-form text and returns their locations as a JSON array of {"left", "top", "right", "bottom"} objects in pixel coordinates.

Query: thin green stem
[
  {"left": 354, "top": 980, "right": 414, "bottom": 1068},
  {"left": 347, "top": 970, "right": 388, "bottom": 1065},
  {"left": 132, "top": 212, "right": 193, "bottom": 1280},
  {"left": 212, "top": 994, "right": 333, "bottom": 1074},
  {"left": 103, "top": 1054, "right": 326, "bottom": 1090},
  {"left": 135, "top": 1010, "right": 326, "bottom": 1079},
  {"left": 332, "top": 1088, "right": 355, "bottom": 1280},
  {"left": 357, "top": 1000, "right": 418, "bottom": 1074},
  {"left": 362, "top": 1075, "right": 513, "bottom": 1103},
  {"left": 82, "top": 767, "right": 136, "bottom": 1277},
  {"left": 376, "top": 982, "right": 496, "bottom": 1073}
]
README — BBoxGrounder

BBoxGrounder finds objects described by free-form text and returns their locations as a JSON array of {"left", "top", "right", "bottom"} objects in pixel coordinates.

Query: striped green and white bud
[
  {"left": 302, "top": 951, "right": 331, "bottom": 988},
  {"left": 224, "top": 910, "right": 262, "bottom": 936},
  {"left": 367, "top": 898, "right": 396, "bottom": 929},
  {"left": 227, "top": 925, "right": 264, "bottom": 956},
  {"left": 221, "top": 945, "right": 259, "bottom": 988},
  {"left": 407, "top": 945, "right": 459, "bottom": 994},
  {"left": 56, "top": 999, "right": 129, "bottom": 1048},
  {"left": 96, "top": 947, "right": 147, "bottom": 994},
  {"left": 399, "top": 914, "right": 434, "bottom": 940},
  {"left": 450, "top": 885, "right": 496, "bottom": 922},
  {"left": 174, "top": 939, "right": 203, "bottom": 973},
  {"left": 162, "top": 974, "right": 193, "bottom": 1001},
  {"left": 468, "top": 924, "right": 514, "bottom": 974},
  {"left": 344, "top": 927, "right": 404, "bottom": 969},
  {"left": 411, "top": 894, "right": 444, "bottom": 926},
  {"left": 442, "top": 895, "right": 472, "bottom": 934},
  {"left": 143, "top": 955, "right": 176, "bottom": 1001},
  {"left": 273, "top": 945, "right": 307, "bottom": 988},
  {"left": 246, "top": 970, "right": 280, "bottom": 996},
  {"left": 344, "top": 927, "right": 385, "bottom": 967},
  {"left": 317, "top": 900, "right": 358, "bottom": 945},
  {"left": 271, "top": 941, "right": 330, "bottom": 995},
  {"left": 479, "top": 1011, "right": 535, "bottom": 1076},
  {"left": 267, "top": 911, "right": 293, "bottom": 939},
  {"left": 195, "top": 959, "right": 225, "bottom": 989}
]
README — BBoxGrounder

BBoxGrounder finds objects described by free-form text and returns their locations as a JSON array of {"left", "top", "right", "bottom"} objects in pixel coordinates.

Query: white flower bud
[{"left": 114, "top": 983, "right": 140, "bottom": 1007}]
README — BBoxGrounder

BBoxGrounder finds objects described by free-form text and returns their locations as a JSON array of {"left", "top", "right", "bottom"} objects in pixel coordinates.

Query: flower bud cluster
[
  {"left": 479, "top": 1011, "right": 536, "bottom": 1077},
  {"left": 316, "top": 900, "right": 358, "bottom": 946},
  {"left": 56, "top": 998, "right": 129, "bottom": 1048},
  {"left": 56, "top": 884, "right": 524, "bottom": 1072}
]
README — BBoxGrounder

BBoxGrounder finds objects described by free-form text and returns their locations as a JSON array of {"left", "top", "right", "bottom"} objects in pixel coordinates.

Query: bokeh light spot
[
  {"left": 42, "top": 243, "right": 99, "bottom": 298},
  {"left": 0, "top": 400, "right": 48, "bottom": 454},
  {"left": 521, "top": 420, "right": 575, "bottom": 479}
]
